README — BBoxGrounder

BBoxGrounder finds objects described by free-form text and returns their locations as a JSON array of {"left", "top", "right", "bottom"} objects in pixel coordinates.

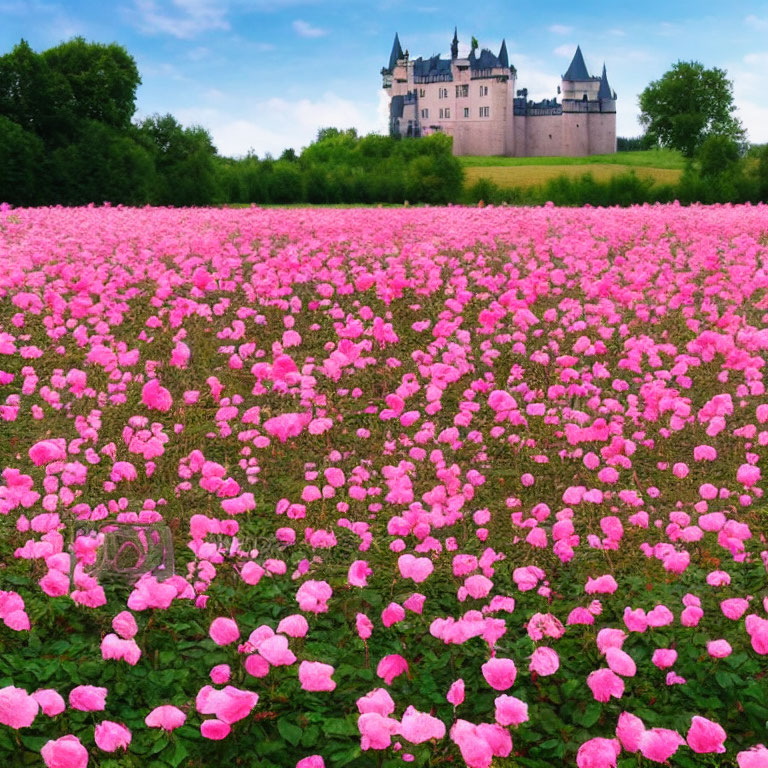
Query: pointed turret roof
[
  {"left": 498, "top": 39, "right": 509, "bottom": 68},
  {"left": 451, "top": 26, "right": 459, "bottom": 59},
  {"left": 598, "top": 62, "right": 613, "bottom": 99},
  {"left": 563, "top": 45, "right": 590, "bottom": 80},
  {"left": 387, "top": 33, "right": 404, "bottom": 72}
]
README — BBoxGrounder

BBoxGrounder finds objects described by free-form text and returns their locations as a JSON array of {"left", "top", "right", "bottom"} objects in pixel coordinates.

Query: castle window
[
  {"left": 438, "top": 87, "right": 448, "bottom": 99},
  {"left": 479, "top": 85, "right": 488, "bottom": 97},
  {"left": 463, "top": 107, "right": 469, "bottom": 118},
  {"left": 445, "top": 108, "right": 450, "bottom": 118},
  {"left": 439, "top": 108, "right": 444, "bottom": 119},
  {"left": 421, "top": 108, "right": 429, "bottom": 119},
  {"left": 419, "top": 88, "right": 426, "bottom": 98},
  {"left": 479, "top": 106, "right": 489, "bottom": 117},
  {"left": 456, "top": 84, "right": 469, "bottom": 97}
]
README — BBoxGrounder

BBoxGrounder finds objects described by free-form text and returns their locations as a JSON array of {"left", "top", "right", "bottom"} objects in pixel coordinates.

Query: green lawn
[{"left": 458, "top": 149, "right": 686, "bottom": 169}]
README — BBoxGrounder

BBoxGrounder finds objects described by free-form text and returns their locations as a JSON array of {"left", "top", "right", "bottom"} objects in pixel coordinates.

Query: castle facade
[{"left": 382, "top": 30, "right": 617, "bottom": 157}]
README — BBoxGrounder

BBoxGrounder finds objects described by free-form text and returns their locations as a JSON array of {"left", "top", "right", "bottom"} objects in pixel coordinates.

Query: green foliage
[
  {"left": 42, "top": 36, "right": 141, "bottom": 131},
  {"left": 136, "top": 114, "right": 218, "bottom": 206},
  {"left": 638, "top": 60, "right": 744, "bottom": 157},
  {"left": 0, "top": 115, "right": 43, "bottom": 205}
]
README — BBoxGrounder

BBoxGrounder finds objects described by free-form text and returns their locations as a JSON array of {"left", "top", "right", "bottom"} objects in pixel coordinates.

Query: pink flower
[
  {"left": 209, "top": 617, "right": 240, "bottom": 645},
  {"left": 142, "top": 379, "right": 173, "bottom": 411},
  {"left": 707, "top": 639, "right": 733, "bottom": 658},
  {"left": 447, "top": 679, "right": 465, "bottom": 707},
  {"left": 0, "top": 686, "right": 38, "bottom": 728},
  {"left": 639, "top": 728, "right": 685, "bottom": 762},
  {"left": 376, "top": 654, "right": 408, "bottom": 685},
  {"left": 381, "top": 602, "right": 405, "bottom": 627},
  {"left": 687, "top": 716, "right": 727, "bottom": 754},
  {"left": 481, "top": 657, "right": 517, "bottom": 690},
  {"left": 69, "top": 685, "right": 107, "bottom": 711},
  {"left": 145, "top": 704, "right": 187, "bottom": 730},
  {"left": 738, "top": 745, "right": 768, "bottom": 768},
  {"left": 299, "top": 661, "right": 336, "bottom": 692},
  {"left": 596, "top": 628, "right": 626, "bottom": 654},
  {"left": 32, "top": 689, "right": 66, "bottom": 717},
  {"left": 296, "top": 757, "right": 325, "bottom": 768},
  {"left": 201, "top": 719, "right": 231, "bottom": 740},
  {"left": 721, "top": 598, "right": 749, "bottom": 620},
  {"left": 397, "top": 705, "right": 446, "bottom": 743},
  {"left": 585, "top": 575, "right": 618, "bottom": 594},
  {"left": 605, "top": 647, "right": 636, "bottom": 677},
  {"left": 348, "top": 560, "right": 372, "bottom": 587},
  {"left": 576, "top": 737, "right": 620, "bottom": 768},
  {"left": 586, "top": 668, "right": 624, "bottom": 702},
  {"left": 41, "top": 735, "right": 88, "bottom": 768},
  {"left": 295, "top": 580, "right": 332, "bottom": 613},
  {"left": 210, "top": 664, "right": 231, "bottom": 684},
  {"left": 196, "top": 685, "right": 259, "bottom": 724},
  {"left": 358, "top": 712, "right": 399, "bottom": 750},
  {"left": 94, "top": 721, "right": 132, "bottom": 752},
  {"left": 112, "top": 611, "right": 138, "bottom": 639},
  {"left": 651, "top": 648, "right": 677, "bottom": 669},
  {"left": 276, "top": 614, "right": 309, "bottom": 638},
  {"left": 529, "top": 647, "right": 559, "bottom": 676},
  {"left": 616, "top": 711, "right": 645, "bottom": 752},
  {"left": 398, "top": 554, "right": 433, "bottom": 583},
  {"left": 357, "top": 688, "right": 395, "bottom": 717},
  {"left": 258, "top": 634, "right": 296, "bottom": 666},
  {"left": 356, "top": 612, "right": 373, "bottom": 640},
  {"left": 494, "top": 695, "right": 529, "bottom": 726}
]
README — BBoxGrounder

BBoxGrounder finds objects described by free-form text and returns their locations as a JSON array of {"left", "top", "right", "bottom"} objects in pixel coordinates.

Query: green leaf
[
  {"left": 301, "top": 725, "right": 320, "bottom": 747},
  {"left": 581, "top": 700, "right": 602, "bottom": 728},
  {"left": 277, "top": 717, "right": 303, "bottom": 746}
]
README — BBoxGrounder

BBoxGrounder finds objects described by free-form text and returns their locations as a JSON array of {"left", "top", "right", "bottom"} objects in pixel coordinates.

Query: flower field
[{"left": 0, "top": 202, "right": 767, "bottom": 768}]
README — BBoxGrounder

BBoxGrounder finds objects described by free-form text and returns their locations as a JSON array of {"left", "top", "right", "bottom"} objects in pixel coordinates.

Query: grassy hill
[{"left": 459, "top": 149, "right": 685, "bottom": 189}]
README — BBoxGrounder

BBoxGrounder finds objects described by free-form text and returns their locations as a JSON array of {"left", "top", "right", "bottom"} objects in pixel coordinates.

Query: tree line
[
  {"left": 1, "top": 37, "right": 767, "bottom": 207},
  {"left": 0, "top": 38, "right": 462, "bottom": 207}
]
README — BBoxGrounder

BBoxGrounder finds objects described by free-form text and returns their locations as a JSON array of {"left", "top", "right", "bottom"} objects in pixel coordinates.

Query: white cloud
[
  {"left": 730, "top": 53, "right": 768, "bottom": 143},
  {"left": 173, "top": 91, "right": 389, "bottom": 157},
  {"left": 130, "top": 0, "right": 230, "bottom": 38},
  {"left": 745, "top": 14, "right": 768, "bottom": 30},
  {"left": 548, "top": 24, "right": 573, "bottom": 35},
  {"left": 292, "top": 19, "right": 326, "bottom": 38},
  {"left": 553, "top": 43, "right": 576, "bottom": 58}
]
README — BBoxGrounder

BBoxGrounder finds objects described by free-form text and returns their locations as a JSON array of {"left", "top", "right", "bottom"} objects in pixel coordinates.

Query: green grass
[
  {"left": 463, "top": 164, "right": 682, "bottom": 190},
  {"left": 458, "top": 148, "right": 686, "bottom": 169}
]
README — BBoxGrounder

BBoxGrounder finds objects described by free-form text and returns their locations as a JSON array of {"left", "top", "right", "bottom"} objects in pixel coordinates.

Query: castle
[{"left": 382, "top": 30, "right": 617, "bottom": 157}]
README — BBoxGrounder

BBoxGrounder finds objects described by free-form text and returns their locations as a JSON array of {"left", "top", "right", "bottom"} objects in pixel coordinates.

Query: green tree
[
  {"left": 42, "top": 37, "right": 141, "bottom": 130},
  {"left": 638, "top": 61, "right": 744, "bottom": 157},
  {"left": 0, "top": 39, "right": 75, "bottom": 145},
  {"left": 137, "top": 114, "right": 219, "bottom": 205},
  {"left": 0, "top": 115, "right": 43, "bottom": 204}
]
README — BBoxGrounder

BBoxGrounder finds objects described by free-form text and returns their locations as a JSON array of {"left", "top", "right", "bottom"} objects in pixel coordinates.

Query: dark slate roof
[
  {"left": 498, "top": 39, "right": 509, "bottom": 69},
  {"left": 413, "top": 54, "right": 453, "bottom": 78},
  {"left": 387, "top": 33, "right": 403, "bottom": 72},
  {"left": 390, "top": 95, "right": 405, "bottom": 119},
  {"left": 470, "top": 47, "right": 500, "bottom": 70},
  {"left": 563, "top": 45, "right": 591, "bottom": 80},
  {"left": 598, "top": 63, "right": 613, "bottom": 99}
]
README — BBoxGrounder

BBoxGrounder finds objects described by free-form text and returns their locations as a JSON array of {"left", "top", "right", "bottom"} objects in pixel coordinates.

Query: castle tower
[{"left": 451, "top": 27, "right": 459, "bottom": 60}]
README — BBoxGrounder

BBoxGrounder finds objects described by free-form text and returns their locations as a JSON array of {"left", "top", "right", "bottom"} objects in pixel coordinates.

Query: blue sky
[{"left": 2, "top": 0, "right": 768, "bottom": 157}]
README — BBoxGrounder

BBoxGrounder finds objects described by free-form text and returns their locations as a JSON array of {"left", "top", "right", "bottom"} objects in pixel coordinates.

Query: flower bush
[{"left": 0, "top": 201, "right": 767, "bottom": 768}]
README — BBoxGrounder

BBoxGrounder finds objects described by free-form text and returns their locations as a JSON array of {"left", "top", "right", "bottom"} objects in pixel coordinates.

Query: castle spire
[
  {"left": 498, "top": 38, "right": 509, "bottom": 68},
  {"left": 387, "top": 33, "right": 404, "bottom": 72},
  {"left": 451, "top": 26, "right": 459, "bottom": 59},
  {"left": 598, "top": 62, "right": 613, "bottom": 100},
  {"left": 563, "top": 45, "right": 590, "bottom": 81}
]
